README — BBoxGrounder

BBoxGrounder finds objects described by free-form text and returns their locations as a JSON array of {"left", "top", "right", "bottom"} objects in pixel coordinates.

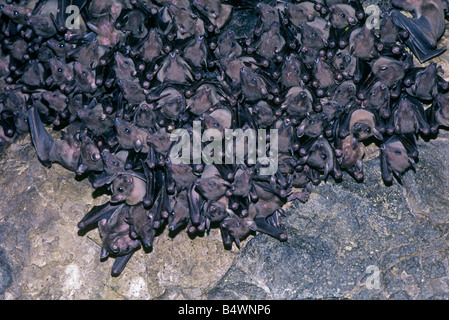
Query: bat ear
[
  {"left": 134, "top": 140, "right": 143, "bottom": 153},
  {"left": 409, "top": 158, "right": 417, "bottom": 171},
  {"left": 100, "top": 247, "right": 109, "bottom": 259},
  {"left": 246, "top": 219, "right": 257, "bottom": 231},
  {"left": 98, "top": 218, "right": 108, "bottom": 229},
  {"left": 373, "top": 128, "right": 383, "bottom": 141},
  {"left": 233, "top": 237, "right": 241, "bottom": 249}
]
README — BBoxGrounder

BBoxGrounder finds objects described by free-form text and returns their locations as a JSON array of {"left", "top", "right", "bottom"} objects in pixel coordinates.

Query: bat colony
[{"left": 0, "top": 0, "right": 449, "bottom": 276}]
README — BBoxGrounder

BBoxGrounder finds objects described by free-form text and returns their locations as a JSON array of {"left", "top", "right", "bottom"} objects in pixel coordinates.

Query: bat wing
[
  {"left": 77, "top": 201, "right": 118, "bottom": 230},
  {"left": 391, "top": 10, "right": 446, "bottom": 63},
  {"left": 111, "top": 251, "right": 136, "bottom": 277},
  {"left": 27, "top": 106, "right": 55, "bottom": 168}
]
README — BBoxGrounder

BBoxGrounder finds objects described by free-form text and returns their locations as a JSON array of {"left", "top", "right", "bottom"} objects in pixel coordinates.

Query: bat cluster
[{"left": 1, "top": 0, "right": 449, "bottom": 276}]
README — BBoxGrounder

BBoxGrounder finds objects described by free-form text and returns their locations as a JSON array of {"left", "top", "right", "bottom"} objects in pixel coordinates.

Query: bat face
[
  {"left": 406, "top": 63, "right": 438, "bottom": 101},
  {"left": 146, "top": 126, "right": 172, "bottom": 155},
  {"left": 114, "top": 117, "right": 150, "bottom": 153},
  {"left": 281, "top": 86, "right": 313, "bottom": 118},
  {"left": 297, "top": 113, "right": 325, "bottom": 138},
  {"left": 285, "top": 2, "right": 318, "bottom": 27},
  {"left": 372, "top": 57, "right": 408, "bottom": 87},
  {"left": 140, "top": 29, "right": 164, "bottom": 64},
  {"left": 41, "top": 91, "right": 68, "bottom": 112},
  {"left": 255, "top": 22, "right": 285, "bottom": 60},
  {"left": 349, "top": 109, "right": 381, "bottom": 141},
  {"left": 73, "top": 62, "right": 97, "bottom": 93},
  {"left": 101, "top": 150, "right": 128, "bottom": 175},
  {"left": 187, "top": 84, "right": 220, "bottom": 116},
  {"left": 117, "top": 80, "right": 146, "bottom": 106},
  {"left": 157, "top": 52, "right": 193, "bottom": 84},
  {"left": 392, "top": 97, "right": 430, "bottom": 135},
  {"left": 381, "top": 136, "right": 416, "bottom": 183},
  {"left": 300, "top": 22, "right": 326, "bottom": 50},
  {"left": 203, "top": 108, "right": 232, "bottom": 132},
  {"left": 331, "top": 80, "right": 356, "bottom": 106},
  {"left": 192, "top": 0, "right": 232, "bottom": 28},
  {"left": 339, "top": 134, "right": 364, "bottom": 169},
  {"left": 98, "top": 205, "right": 141, "bottom": 257},
  {"left": 0, "top": 54, "right": 10, "bottom": 78},
  {"left": 206, "top": 196, "right": 229, "bottom": 223},
  {"left": 77, "top": 103, "right": 114, "bottom": 136},
  {"left": 128, "top": 203, "right": 156, "bottom": 249},
  {"left": 111, "top": 173, "right": 147, "bottom": 205},
  {"left": 21, "top": 61, "right": 45, "bottom": 89},
  {"left": 314, "top": 58, "right": 335, "bottom": 92},
  {"left": 169, "top": 3, "right": 205, "bottom": 40},
  {"left": 195, "top": 175, "right": 229, "bottom": 202},
  {"left": 154, "top": 87, "right": 187, "bottom": 120},
  {"left": 49, "top": 58, "right": 74, "bottom": 84},
  {"left": 365, "top": 81, "right": 390, "bottom": 118},
  {"left": 332, "top": 49, "right": 357, "bottom": 79},
  {"left": 27, "top": 14, "right": 57, "bottom": 38},
  {"left": 306, "top": 137, "right": 335, "bottom": 177},
  {"left": 434, "top": 93, "right": 449, "bottom": 127},
  {"left": 183, "top": 35, "right": 208, "bottom": 68},
  {"left": 230, "top": 167, "right": 253, "bottom": 197},
  {"left": 78, "top": 134, "right": 103, "bottom": 175},
  {"left": 114, "top": 52, "right": 137, "bottom": 81},
  {"left": 329, "top": 4, "right": 356, "bottom": 29},
  {"left": 252, "top": 101, "right": 276, "bottom": 128},
  {"left": 349, "top": 26, "right": 377, "bottom": 60},
  {"left": 168, "top": 190, "right": 190, "bottom": 231},
  {"left": 215, "top": 30, "right": 242, "bottom": 60},
  {"left": 167, "top": 161, "right": 197, "bottom": 191},
  {"left": 134, "top": 103, "right": 157, "bottom": 129},
  {"left": 220, "top": 215, "right": 255, "bottom": 241},
  {"left": 240, "top": 67, "right": 268, "bottom": 102},
  {"left": 280, "top": 53, "right": 302, "bottom": 88}
]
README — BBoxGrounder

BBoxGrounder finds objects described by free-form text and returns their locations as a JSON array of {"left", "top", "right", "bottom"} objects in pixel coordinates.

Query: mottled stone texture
[{"left": 209, "top": 133, "right": 449, "bottom": 299}]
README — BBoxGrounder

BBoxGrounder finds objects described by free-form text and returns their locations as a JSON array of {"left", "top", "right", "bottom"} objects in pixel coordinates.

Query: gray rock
[{"left": 208, "top": 133, "right": 449, "bottom": 299}]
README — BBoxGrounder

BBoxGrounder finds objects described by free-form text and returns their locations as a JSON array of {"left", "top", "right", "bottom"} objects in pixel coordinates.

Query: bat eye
[
  {"left": 82, "top": 71, "right": 87, "bottom": 77},
  {"left": 59, "top": 43, "right": 65, "bottom": 48},
  {"left": 57, "top": 68, "right": 62, "bottom": 73},
  {"left": 365, "top": 128, "right": 371, "bottom": 133},
  {"left": 394, "top": 150, "right": 402, "bottom": 155},
  {"left": 380, "top": 66, "right": 388, "bottom": 71},
  {"left": 340, "top": 13, "right": 346, "bottom": 19},
  {"left": 124, "top": 127, "right": 131, "bottom": 135},
  {"left": 112, "top": 160, "right": 119, "bottom": 167},
  {"left": 13, "top": 10, "right": 18, "bottom": 15},
  {"left": 321, "top": 153, "right": 327, "bottom": 160},
  {"left": 117, "top": 187, "right": 124, "bottom": 193},
  {"left": 159, "top": 136, "right": 166, "bottom": 140}
]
